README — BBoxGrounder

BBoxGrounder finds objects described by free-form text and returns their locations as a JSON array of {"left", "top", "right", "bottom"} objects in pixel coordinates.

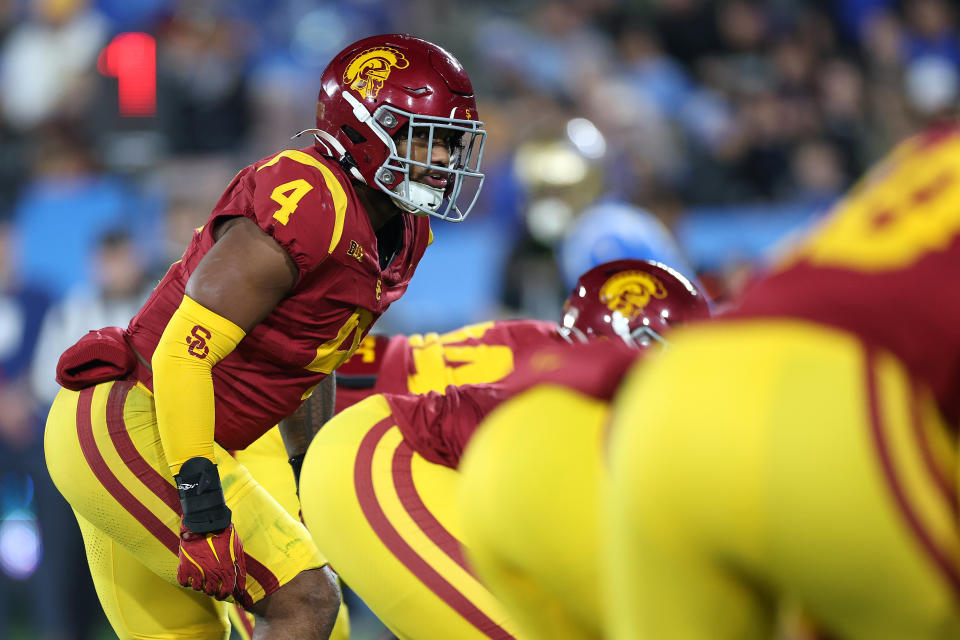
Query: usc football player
[
  {"left": 605, "top": 124, "right": 960, "bottom": 639},
  {"left": 43, "top": 33, "right": 486, "bottom": 640},
  {"left": 270, "top": 259, "right": 708, "bottom": 639}
]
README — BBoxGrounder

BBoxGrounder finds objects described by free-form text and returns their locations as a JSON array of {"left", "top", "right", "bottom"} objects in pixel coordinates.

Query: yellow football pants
[
  {"left": 606, "top": 320, "right": 960, "bottom": 640},
  {"left": 229, "top": 426, "right": 350, "bottom": 640},
  {"left": 458, "top": 386, "right": 610, "bottom": 640},
  {"left": 44, "top": 380, "right": 326, "bottom": 639},
  {"left": 299, "top": 394, "right": 522, "bottom": 640}
]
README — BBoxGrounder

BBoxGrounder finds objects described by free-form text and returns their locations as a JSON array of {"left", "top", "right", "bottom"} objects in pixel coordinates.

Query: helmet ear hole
[{"left": 341, "top": 125, "right": 366, "bottom": 144}]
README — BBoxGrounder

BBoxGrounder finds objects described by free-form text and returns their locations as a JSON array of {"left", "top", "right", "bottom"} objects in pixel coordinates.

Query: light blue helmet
[{"left": 559, "top": 201, "right": 699, "bottom": 290}]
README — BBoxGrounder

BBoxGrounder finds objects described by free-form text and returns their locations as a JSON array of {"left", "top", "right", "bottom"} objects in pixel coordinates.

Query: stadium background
[{"left": 0, "top": 0, "right": 953, "bottom": 637}]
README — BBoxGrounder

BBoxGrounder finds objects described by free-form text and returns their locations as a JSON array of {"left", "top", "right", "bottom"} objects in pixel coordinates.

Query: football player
[
  {"left": 43, "top": 33, "right": 486, "bottom": 640},
  {"left": 292, "top": 259, "right": 709, "bottom": 639},
  {"left": 606, "top": 124, "right": 960, "bottom": 639},
  {"left": 455, "top": 262, "right": 710, "bottom": 640}
]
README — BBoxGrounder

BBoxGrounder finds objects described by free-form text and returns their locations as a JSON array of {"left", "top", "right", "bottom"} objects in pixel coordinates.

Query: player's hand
[{"left": 177, "top": 522, "right": 246, "bottom": 600}]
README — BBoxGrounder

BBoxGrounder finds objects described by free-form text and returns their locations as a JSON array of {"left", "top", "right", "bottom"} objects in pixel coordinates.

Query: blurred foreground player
[
  {"left": 295, "top": 260, "right": 708, "bottom": 639},
  {"left": 456, "top": 263, "right": 710, "bottom": 640},
  {"left": 43, "top": 33, "right": 486, "bottom": 639},
  {"left": 606, "top": 124, "right": 960, "bottom": 640}
]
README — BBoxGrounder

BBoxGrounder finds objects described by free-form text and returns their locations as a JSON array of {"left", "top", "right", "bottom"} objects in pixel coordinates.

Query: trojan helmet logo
[
  {"left": 599, "top": 271, "right": 668, "bottom": 319},
  {"left": 344, "top": 47, "right": 409, "bottom": 100}
]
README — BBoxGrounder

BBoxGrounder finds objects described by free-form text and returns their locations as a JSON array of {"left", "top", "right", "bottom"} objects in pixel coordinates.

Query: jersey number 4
[
  {"left": 305, "top": 308, "right": 375, "bottom": 375},
  {"left": 270, "top": 179, "right": 314, "bottom": 225}
]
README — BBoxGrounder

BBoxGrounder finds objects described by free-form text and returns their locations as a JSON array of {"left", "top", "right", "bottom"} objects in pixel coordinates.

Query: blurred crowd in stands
[{"left": 0, "top": 0, "right": 956, "bottom": 637}]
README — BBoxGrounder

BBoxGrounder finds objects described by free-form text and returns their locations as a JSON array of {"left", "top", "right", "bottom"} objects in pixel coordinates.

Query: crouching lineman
[
  {"left": 43, "top": 32, "right": 487, "bottom": 639},
  {"left": 294, "top": 260, "right": 709, "bottom": 639},
  {"left": 456, "top": 262, "right": 710, "bottom": 640},
  {"left": 606, "top": 123, "right": 960, "bottom": 639}
]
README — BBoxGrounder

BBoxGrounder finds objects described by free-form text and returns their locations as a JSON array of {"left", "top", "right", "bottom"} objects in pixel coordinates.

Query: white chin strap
[{"left": 390, "top": 181, "right": 444, "bottom": 215}]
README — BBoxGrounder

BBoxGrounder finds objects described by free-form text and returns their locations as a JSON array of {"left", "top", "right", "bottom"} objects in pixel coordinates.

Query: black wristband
[
  {"left": 175, "top": 457, "right": 232, "bottom": 534},
  {"left": 289, "top": 453, "right": 305, "bottom": 493}
]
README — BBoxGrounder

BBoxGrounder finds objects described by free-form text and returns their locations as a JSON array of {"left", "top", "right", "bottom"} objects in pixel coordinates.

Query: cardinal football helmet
[
  {"left": 313, "top": 33, "right": 486, "bottom": 221},
  {"left": 560, "top": 259, "right": 710, "bottom": 348}
]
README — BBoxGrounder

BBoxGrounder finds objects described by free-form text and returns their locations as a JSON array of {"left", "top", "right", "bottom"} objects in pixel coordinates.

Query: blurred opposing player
[
  {"left": 606, "top": 124, "right": 960, "bottom": 639},
  {"left": 456, "top": 263, "right": 710, "bottom": 640},
  {"left": 293, "top": 260, "right": 709, "bottom": 639},
  {"left": 43, "top": 33, "right": 486, "bottom": 640}
]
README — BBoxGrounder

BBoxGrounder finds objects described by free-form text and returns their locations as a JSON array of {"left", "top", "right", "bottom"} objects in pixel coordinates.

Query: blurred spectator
[
  {"left": 142, "top": 154, "right": 240, "bottom": 272},
  {"left": 0, "top": 118, "right": 28, "bottom": 222},
  {"left": 94, "top": 0, "right": 169, "bottom": 32},
  {"left": 617, "top": 25, "right": 694, "bottom": 118},
  {"left": 904, "top": 54, "right": 960, "bottom": 124},
  {"left": 786, "top": 137, "right": 847, "bottom": 204},
  {"left": 11, "top": 123, "right": 159, "bottom": 298},
  {"left": 903, "top": 0, "right": 960, "bottom": 64},
  {"left": 499, "top": 121, "right": 609, "bottom": 319},
  {"left": 652, "top": 0, "right": 720, "bottom": 67},
  {"left": 833, "top": 0, "right": 894, "bottom": 44},
  {"left": 861, "top": 9, "right": 915, "bottom": 152},
  {"left": 710, "top": 0, "right": 773, "bottom": 95},
  {"left": 31, "top": 228, "right": 152, "bottom": 406},
  {"left": 0, "top": 223, "right": 48, "bottom": 476},
  {"left": 0, "top": 0, "right": 108, "bottom": 131},
  {"left": 0, "top": 222, "right": 72, "bottom": 640},
  {"left": 861, "top": 8, "right": 905, "bottom": 78},
  {"left": 155, "top": 4, "right": 253, "bottom": 153},
  {"left": 474, "top": 1, "right": 614, "bottom": 100},
  {"left": 817, "top": 56, "right": 871, "bottom": 178}
]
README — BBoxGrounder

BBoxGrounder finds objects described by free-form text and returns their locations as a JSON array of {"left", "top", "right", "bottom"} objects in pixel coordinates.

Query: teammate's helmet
[
  {"left": 560, "top": 259, "right": 710, "bottom": 348},
  {"left": 314, "top": 34, "right": 486, "bottom": 222}
]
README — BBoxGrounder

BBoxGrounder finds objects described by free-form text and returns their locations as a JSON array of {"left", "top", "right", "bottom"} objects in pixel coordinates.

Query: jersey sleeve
[
  {"left": 249, "top": 150, "right": 351, "bottom": 280},
  {"left": 384, "top": 384, "right": 511, "bottom": 468},
  {"left": 504, "top": 340, "right": 641, "bottom": 402}
]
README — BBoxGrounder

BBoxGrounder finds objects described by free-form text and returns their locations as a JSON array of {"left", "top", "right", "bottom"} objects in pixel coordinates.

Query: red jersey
[
  {"left": 383, "top": 340, "right": 640, "bottom": 468},
  {"left": 126, "top": 146, "right": 431, "bottom": 449},
  {"left": 333, "top": 319, "right": 567, "bottom": 413},
  {"left": 727, "top": 124, "right": 960, "bottom": 424},
  {"left": 334, "top": 333, "right": 392, "bottom": 414}
]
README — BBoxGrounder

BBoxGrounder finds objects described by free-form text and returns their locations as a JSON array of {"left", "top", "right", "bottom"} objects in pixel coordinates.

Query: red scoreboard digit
[{"left": 97, "top": 32, "right": 156, "bottom": 117}]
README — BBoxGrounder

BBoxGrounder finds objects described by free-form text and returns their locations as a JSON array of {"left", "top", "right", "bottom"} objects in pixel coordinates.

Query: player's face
[{"left": 396, "top": 128, "right": 461, "bottom": 188}]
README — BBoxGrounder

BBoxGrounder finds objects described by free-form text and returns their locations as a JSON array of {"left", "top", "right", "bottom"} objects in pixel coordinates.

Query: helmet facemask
[
  {"left": 329, "top": 91, "right": 486, "bottom": 221},
  {"left": 557, "top": 308, "right": 670, "bottom": 350},
  {"left": 372, "top": 105, "right": 485, "bottom": 221}
]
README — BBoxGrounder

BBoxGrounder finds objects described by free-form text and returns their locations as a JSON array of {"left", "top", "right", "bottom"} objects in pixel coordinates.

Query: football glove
[
  {"left": 174, "top": 457, "right": 248, "bottom": 602},
  {"left": 177, "top": 523, "right": 246, "bottom": 600}
]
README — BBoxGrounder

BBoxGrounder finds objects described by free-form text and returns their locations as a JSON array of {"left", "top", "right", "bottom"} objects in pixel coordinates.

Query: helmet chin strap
[{"left": 390, "top": 180, "right": 444, "bottom": 215}]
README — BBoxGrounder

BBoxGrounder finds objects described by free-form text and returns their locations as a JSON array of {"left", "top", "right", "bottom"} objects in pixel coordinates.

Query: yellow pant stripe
[
  {"left": 865, "top": 347, "right": 960, "bottom": 597},
  {"left": 354, "top": 417, "right": 516, "bottom": 638}
]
